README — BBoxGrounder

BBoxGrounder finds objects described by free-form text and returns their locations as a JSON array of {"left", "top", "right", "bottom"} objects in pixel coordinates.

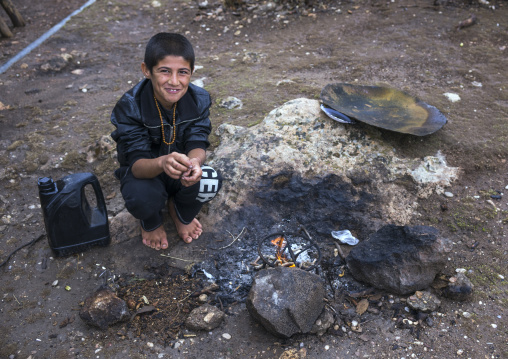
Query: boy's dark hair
[{"left": 144, "top": 33, "right": 195, "bottom": 73}]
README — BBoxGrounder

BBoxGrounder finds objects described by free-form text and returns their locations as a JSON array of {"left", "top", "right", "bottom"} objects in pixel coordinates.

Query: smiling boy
[{"left": 110, "top": 33, "right": 221, "bottom": 250}]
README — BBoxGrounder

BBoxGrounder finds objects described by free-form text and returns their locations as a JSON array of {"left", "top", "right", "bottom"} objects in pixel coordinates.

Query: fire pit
[{"left": 257, "top": 230, "right": 322, "bottom": 271}]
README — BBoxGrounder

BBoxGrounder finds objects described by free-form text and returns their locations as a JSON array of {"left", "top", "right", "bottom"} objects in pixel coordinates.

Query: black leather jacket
[{"left": 110, "top": 79, "right": 212, "bottom": 168}]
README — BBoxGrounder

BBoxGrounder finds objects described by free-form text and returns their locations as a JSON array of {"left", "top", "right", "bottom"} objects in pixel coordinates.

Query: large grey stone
[
  {"left": 246, "top": 267, "right": 325, "bottom": 338},
  {"left": 79, "top": 286, "right": 130, "bottom": 329},
  {"left": 346, "top": 225, "right": 451, "bottom": 295},
  {"left": 205, "top": 98, "right": 459, "bottom": 229}
]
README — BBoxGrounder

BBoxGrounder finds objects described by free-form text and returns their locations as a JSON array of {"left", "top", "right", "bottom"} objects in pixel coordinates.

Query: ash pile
[{"left": 195, "top": 172, "right": 372, "bottom": 306}]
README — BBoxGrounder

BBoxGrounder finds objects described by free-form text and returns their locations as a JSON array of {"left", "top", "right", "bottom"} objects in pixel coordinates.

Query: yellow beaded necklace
[{"left": 154, "top": 96, "right": 177, "bottom": 145}]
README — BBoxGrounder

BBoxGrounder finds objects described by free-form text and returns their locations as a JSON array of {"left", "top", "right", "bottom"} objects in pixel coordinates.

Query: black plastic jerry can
[{"left": 38, "top": 172, "right": 110, "bottom": 256}]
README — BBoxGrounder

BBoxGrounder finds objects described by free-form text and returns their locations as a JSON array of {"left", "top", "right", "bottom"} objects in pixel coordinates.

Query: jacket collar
[{"left": 139, "top": 79, "right": 200, "bottom": 127}]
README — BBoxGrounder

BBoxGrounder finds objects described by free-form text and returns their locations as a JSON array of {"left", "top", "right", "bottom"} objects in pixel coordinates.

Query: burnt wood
[
  {"left": 1, "top": 0, "right": 25, "bottom": 27},
  {"left": 0, "top": 14, "right": 12, "bottom": 37}
]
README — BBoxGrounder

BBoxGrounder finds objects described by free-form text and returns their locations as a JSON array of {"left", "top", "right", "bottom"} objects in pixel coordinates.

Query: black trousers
[{"left": 116, "top": 165, "right": 221, "bottom": 231}]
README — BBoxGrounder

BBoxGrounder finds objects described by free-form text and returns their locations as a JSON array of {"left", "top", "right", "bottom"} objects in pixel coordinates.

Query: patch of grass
[
  {"left": 468, "top": 263, "right": 506, "bottom": 290},
  {"left": 24, "top": 311, "right": 46, "bottom": 324},
  {"left": 478, "top": 189, "right": 499, "bottom": 198},
  {"left": 41, "top": 288, "right": 51, "bottom": 298},
  {"left": 247, "top": 119, "right": 263, "bottom": 127},
  {"left": 21, "top": 151, "right": 41, "bottom": 173},
  {"left": 56, "top": 262, "right": 76, "bottom": 280},
  {"left": 26, "top": 105, "right": 43, "bottom": 117},
  {"left": 479, "top": 207, "right": 498, "bottom": 220}
]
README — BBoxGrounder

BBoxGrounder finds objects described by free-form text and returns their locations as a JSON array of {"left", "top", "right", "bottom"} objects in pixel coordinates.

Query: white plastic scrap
[{"left": 331, "top": 230, "right": 359, "bottom": 245}]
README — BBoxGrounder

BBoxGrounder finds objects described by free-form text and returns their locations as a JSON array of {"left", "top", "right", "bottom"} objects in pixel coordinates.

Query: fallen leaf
[
  {"left": 356, "top": 298, "right": 369, "bottom": 315},
  {"left": 0, "top": 101, "right": 13, "bottom": 110},
  {"left": 59, "top": 315, "right": 75, "bottom": 328},
  {"left": 130, "top": 305, "right": 156, "bottom": 321}
]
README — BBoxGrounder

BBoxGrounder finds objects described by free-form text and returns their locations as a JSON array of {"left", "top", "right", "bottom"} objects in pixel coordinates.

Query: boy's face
[{"left": 142, "top": 55, "right": 192, "bottom": 109}]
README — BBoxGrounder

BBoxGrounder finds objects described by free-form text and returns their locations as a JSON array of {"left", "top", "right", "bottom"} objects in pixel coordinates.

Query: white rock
[
  {"left": 276, "top": 79, "right": 295, "bottom": 86},
  {"left": 443, "top": 93, "right": 461, "bottom": 102},
  {"left": 147, "top": 342, "right": 154, "bottom": 348},
  {"left": 192, "top": 77, "right": 206, "bottom": 88},
  {"left": 491, "top": 324, "right": 497, "bottom": 329},
  {"left": 218, "top": 96, "right": 243, "bottom": 110},
  {"left": 222, "top": 333, "right": 231, "bottom": 340},
  {"left": 52, "top": 280, "right": 59, "bottom": 287},
  {"left": 444, "top": 192, "right": 454, "bottom": 198}
]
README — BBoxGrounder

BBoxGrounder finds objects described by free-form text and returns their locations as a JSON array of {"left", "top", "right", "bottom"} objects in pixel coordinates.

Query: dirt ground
[{"left": 0, "top": 0, "right": 507, "bottom": 358}]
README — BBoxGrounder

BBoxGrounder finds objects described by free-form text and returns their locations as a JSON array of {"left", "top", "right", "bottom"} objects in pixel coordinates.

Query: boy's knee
[
  {"left": 197, "top": 166, "right": 222, "bottom": 203},
  {"left": 124, "top": 195, "right": 157, "bottom": 219},
  {"left": 122, "top": 178, "right": 166, "bottom": 218}
]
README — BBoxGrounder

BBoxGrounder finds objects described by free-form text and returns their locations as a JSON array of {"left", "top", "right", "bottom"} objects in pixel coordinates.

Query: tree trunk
[
  {"left": 0, "top": 0, "right": 25, "bottom": 27},
  {"left": 0, "top": 14, "right": 13, "bottom": 37}
]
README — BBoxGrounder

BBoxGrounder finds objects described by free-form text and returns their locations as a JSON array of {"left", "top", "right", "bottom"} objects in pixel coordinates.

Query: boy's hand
[
  {"left": 180, "top": 158, "right": 202, "bottom": 187},
  {"left": 161, "top": 152, "right": 193, "bottom": 180}
]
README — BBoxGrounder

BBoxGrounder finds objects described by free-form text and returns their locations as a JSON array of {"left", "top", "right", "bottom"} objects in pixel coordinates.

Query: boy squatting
[{"left": 110, "top": 33, "right": 222, "bottom": 250}]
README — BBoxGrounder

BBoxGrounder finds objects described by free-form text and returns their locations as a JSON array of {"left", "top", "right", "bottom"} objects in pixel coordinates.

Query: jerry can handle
[{"left": 82, "top": 174, "right": 107, "bottom": 212}]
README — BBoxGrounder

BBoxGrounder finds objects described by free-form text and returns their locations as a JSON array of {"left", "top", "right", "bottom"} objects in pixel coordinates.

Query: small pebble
[
  {"left": 462, "top": 312, "right": 472, "bottom": 318},
  {"left": 324, "top": 345, "right": 330, "bottom": 351},
  {"left": 457, "top": 349, "right": 464, "bottom": 355},
  {"left": 444, "top": 192, "right": 454, "bottom": 198},
  {"left": 222, "top": 333, "right": 231, "bottom": 340},
  {"left": 491, "top": 324, "right": 497, "bottom": 329},
  {"left": 52, "top": 280, "right": 59, "bottom": 287},
  {"left": 147, "top": 342, "right": 154, "bottom": 348}
]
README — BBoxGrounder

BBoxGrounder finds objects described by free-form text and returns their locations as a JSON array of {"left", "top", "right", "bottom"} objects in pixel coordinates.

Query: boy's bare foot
[
  {"left": 141, "top": 225, "right": 169, "bottom": 250},
  {"left": 168, "top": 199, "right": 203, "bottom": 243}
]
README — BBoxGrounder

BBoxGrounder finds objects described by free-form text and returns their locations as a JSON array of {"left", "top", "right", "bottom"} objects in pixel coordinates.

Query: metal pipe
[{"left": 0, "top": 0, "right": 96, "bottom": 74}]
